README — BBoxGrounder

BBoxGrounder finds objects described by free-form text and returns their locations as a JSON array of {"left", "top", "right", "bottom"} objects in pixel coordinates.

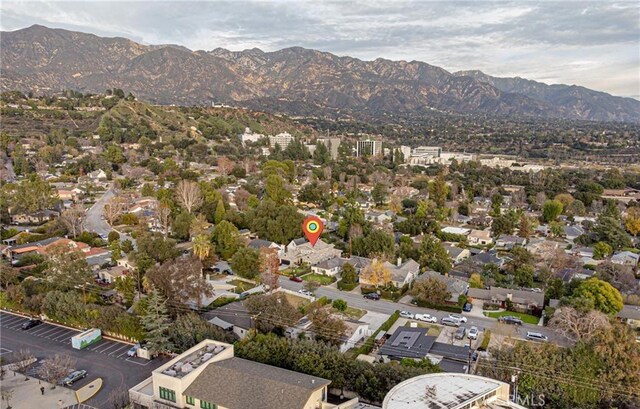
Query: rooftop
[{"left": 160, "top": 342, "right": 228, "bottom": 379}]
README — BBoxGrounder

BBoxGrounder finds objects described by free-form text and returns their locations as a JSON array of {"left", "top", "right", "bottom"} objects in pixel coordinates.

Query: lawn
[
  {"left": 484, "top": 310, "right": 540, "bottom": 325},
  {"left": 404, "top": 322, "right": 442, "bottom": 337},
  {"left": 228, "top": 280, "right": 257, "bottom": 294},
  {"left": 302, "top": 273, "right": 336, "bottom": 285},
  {"left": 281, "top": 292, "right": 310, "bottom": 309},
  {"left": 334, "top": 306, "right": 366, "bottom": 320}
]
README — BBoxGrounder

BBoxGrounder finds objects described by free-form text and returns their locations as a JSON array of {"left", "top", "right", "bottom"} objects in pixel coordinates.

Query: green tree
[
  {"left": 247, "top": 200, "right": 303, "bottom": 244},
  {"left": 166, "top": 313, "right": 234, "bottom": 352},
  {"left": 571, "top": 278, "right": 623, "bottom": 315},
  {"left": 211, "top": 220, "right": 242, "bottom": 259},
  {"left": 265, "top": 174, "right": 292, "bottom": 205},
  {"left": 469, "top": 273, "right": 484, "bottom": 289},
  {"left": 172, "top": 211, "right": 193, "bottom": 241},
  {"left": 412, "top": 276, "right": 451, "bottom": 305},
  {"left": 313, "top": 141, "right": 331, "bottom": 165},
  {"left": 418, "top": 236, "right": 451, "bottom": 274},
  {"left": 214, "top": 197, "right": 226, "bottom": 224},
  {"left": 340, "top": 263, "right": 357, "bottom": 285},
  {"left": 593, "top": 216, "right": 632, "bottom": 250},
  {"left": 141, "top": 289, "right": 174, "bottom": 355},
  {"left": 352, "top": 229, "right": 395, "bottom": 259},
  {"left": 45, "top": 244, "right": 93, "bottom": 304},
  {"left": 593, "top": 241, "right": 613, "bottom": 260},
  {"left": 371, "top": 183, "right": 388, "bottom": 206},
  {"left": 103, "top": 144, "right": 125, "bottom": 164},
  {"left": 429, "top": 173, "right": 448, "bottom": 208},
  {"left": 332, "top": 299, "right": 348, "bottom": 311},
  {"left": 542, "top": 199, "right": 564, "bottom": 223},
  {"left": 230, "top": 247, "right": 261, "bottom": 280},
  {"left": 514, "top": 265, "right": 534, "bottom": 287}
]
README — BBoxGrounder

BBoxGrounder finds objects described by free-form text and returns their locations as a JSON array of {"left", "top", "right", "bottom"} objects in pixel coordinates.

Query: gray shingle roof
[
  {"left": 184, "top": 357, "right": 330, "bottom": 409},
  {"left": 379, "top": 327, "right": 436, "bottom": 359}
]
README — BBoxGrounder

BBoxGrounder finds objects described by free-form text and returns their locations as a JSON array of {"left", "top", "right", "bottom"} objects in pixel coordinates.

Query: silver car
[
  {"left": 468, "top": 326, "right": 479, "bottom": 340},
  {"left": 526, "top": 331, "right": 548, "bottom": 342},
  {"left": 400, "top": 311, "right": 415, "bottom": 319}
]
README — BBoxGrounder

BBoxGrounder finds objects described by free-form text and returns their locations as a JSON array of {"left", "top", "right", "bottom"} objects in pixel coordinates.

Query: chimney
[
  {"left": 397, "top": 257, "right": 402, "bottom": 267},
  {"left": 507, "top": 293, "right": 513, "bottom": 301}
]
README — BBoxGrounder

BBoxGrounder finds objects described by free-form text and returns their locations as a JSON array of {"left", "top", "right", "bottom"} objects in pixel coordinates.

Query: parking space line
[
  {"left": 88, "top": 341, "right": 110, "bottom": 351},
  {"left": 116, "top": 348, "right": 132, "bottom": 358},
  {"left": 2, "top": 316, "right": 23, "bottom": 326},
  {"left": 125, "top": 357, "right": 152, "bottom": 366},
  {"left": 50, "top": 330, "right": 76, "bottom": 341},
  {"left": 43, "top": 327, "right": 69, "bottom": 338},
  {"left": 94, "top": 342, "right": 117, "bottom": 354},
  {"left": 29, "top": 325, "right": 55, "bottom": 335},
  {"left": 109, "top": 345, "right": 130, "bottom": 356},
  {"left": 0, "top": 348, "right": 13, "bottom": 356},
  {"left": 8, "top": 322, "right": 28, "bottom": 330},
  {"left": 35, "top": 326, "right": 64, "bottom": 337}
]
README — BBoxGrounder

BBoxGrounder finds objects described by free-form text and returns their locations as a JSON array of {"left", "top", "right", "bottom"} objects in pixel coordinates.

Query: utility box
[
  {"left": 72, "top": 328, "right": 102, "bottom": 350},
  {"left": 137, "top": 346, "right": 151, "bottom": 360}
]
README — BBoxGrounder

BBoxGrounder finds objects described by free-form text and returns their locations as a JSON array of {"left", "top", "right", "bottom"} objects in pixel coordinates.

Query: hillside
[{"left": 2, "top": 25, "right": 639, "bottom": 123}]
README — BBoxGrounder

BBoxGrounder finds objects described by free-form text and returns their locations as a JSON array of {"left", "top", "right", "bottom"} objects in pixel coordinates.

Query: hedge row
[
  {"left": 337, "top": 280, "right": 358, "bottom": 291},
  {"left": 414, "top": 299, "right": 462, "bottom": 313},
  {"left": 478, "top": 330, "right": 491, "bottom": 351},
  {"left": 352, "top": 310, "right": 400, "bottom": 356}
]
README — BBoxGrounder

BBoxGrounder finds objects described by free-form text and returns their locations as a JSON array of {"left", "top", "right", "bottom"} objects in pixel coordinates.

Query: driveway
[
  {"left": 0, "top": 311, "right": 167, "bottom": 408},
  {"left": 83, "top": 187, "right": 114, "bottom": 237}
]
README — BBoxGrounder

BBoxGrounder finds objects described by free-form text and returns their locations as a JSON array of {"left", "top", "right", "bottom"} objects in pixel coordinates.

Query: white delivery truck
[{"left": 71, "top": 328, "right": 102, "bottom": 350}]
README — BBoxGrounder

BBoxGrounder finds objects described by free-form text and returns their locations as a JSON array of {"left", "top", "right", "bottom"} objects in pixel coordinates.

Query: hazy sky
[{"left": 2, "top": 1, "right": 639, "bottom": 98}]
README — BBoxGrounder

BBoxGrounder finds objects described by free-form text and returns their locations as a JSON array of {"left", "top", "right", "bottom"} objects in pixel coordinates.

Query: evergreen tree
[{"left": 141, "top": 289, "right": 174, "bottom": 355}]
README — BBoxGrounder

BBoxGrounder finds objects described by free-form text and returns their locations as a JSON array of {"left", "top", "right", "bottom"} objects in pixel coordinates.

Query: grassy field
[
  {"left": 302, "top": 273, "right": 335, "bottom": 285},
  {"left": 334, "top": 306, "right": 366, "bottom": 320},
  {"left": 484, "top": 310, "right": 540, "bottom": 325}
]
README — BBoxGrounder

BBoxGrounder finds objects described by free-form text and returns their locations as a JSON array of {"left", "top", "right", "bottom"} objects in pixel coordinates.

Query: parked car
[
  {"left": 454, "top": 326, "right": 467, "bottom": 340},
  {"left": 463, "top": 303, "right": 473, "bottom": 312},
  {"left": 297, "top": 289, "right": 313, "bottom": 296},
  {"left": 289, "top": 276, "right": 303, "bottom": 282},
  {"left": 399, "top": 311, "right": 415, "bottom": 319},
  {"left": 526, "top": 331, "right": 548, "bottom": 342},
  {"left": 127, "top": 344, "right": 140, "bottom": 357},
  {"left": 499, "top": 316, "right": 523, "bottom": 325},
  {"left": 62, "top": 370, "right": 87, "bottom": 386},
  {"left": 448, "top": 314, "right": 467, "bottom": 323},
  {"left": 21, "top": 319, "right": 42, "bottom": 330},
  {"left": 364, "top": 293, "right": 380, "bottom": 300},
  {"left": 468, "top": 326, "right": 479, "bottom": 340},
  {"left": 415, "top": 314, "right": 437, "bottom": 323},
  {"left": 441, "top": 317, "right": 461, "bottom": 327}
]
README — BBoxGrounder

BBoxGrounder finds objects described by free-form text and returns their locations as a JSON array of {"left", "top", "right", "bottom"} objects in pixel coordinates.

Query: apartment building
[{"left": 356, "top": 138, "right": 383, "bottom": 157}]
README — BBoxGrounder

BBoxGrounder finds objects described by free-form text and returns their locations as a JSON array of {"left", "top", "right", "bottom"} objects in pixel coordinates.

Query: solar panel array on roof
[{"left": 392, "top": 331, "right": 419, "bottom": 347}]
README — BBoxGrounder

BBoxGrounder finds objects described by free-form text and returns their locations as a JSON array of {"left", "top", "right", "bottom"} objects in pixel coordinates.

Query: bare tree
[
  {"left": 217, "top": 156, "right": 235, "bottom": 177},
  {"left": 175, "top": 180, "right": 202, "bottom": 213},
  {"left": 155, "top": 202, "right": 172, "bottom": 238},
  {"left": 259, "top": 248, "right": 280, "bottom": 292},
  {"left": 59, "top": 204, "right": 85, "bottom": 238},
  {"left": 146, "top": 255, "right": 212, "bottom": 309},
  {"left": 107, "top": 388, "right": 130, "bottom": 409},
  {"left": 11, "top": 350, "right": 36, "bottom": 380},
  {"left": 549, "top": 306, "right": 611, "bottom": 342},
  {"left": 37, "top": 354, "right": 75, "bottom": 388},
  {"left": 104, "top": 196, "right": 126, "bottom": 226}
]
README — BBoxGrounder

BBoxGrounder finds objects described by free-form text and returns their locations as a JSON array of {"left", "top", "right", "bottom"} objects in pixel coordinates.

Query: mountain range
[{"left": 2, "top": 25, "right": 639, "bottom": 123}]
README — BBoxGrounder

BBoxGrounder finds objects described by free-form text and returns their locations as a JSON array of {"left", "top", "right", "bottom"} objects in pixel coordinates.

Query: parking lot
[{"left": 0, "top": 311, "right": 167, "bottom": 408}]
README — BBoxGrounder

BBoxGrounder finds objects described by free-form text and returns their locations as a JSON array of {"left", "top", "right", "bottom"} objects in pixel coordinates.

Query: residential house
[
  {"left": 248, "top": 239, "right": 284, "bottom": 258},
  {"left": 10, "top": 209, "right": 59, "bottom": 225},
  {"left": 417, "top": 271, "right": 469, "bottom": 303},
  {"left": 611, "top": 251, "right": 639, "bottom": 267},
  {"left": 281, "top": 238, "right": 342, "bottom": 266},
  {"left": 617, "top": 305, "right": 640, "bottom": 329},
  {"left": 468, "top": 286, "right": 544, "bottom": 313},
  {"left": 467, "top": 229, "right": 493, "bottom": 246},
  {"left": 383, "top": 258, "right": 420, "bottom": 288},
  {"left": 97, "top": 265, "right": 129, "bottom": 284},
  {"left": 440, "top": 226, "right": 471, "bottom": 237},
  {"left": 129, "top": 339, "right": 359, "bottom": 409},
  {"left": 339, "top": 319, "right": 370, "bottom": 353},
  {"left": 206, "top": 302, "right": 254, "bottom": 339},
  {"left": 6, "top": 237, "right": 89, "bottom": 264},
  {"left": 311, "top": 257, "right": 347, "bottom": 276},
  {"left": 365, "top": 211, "right": 393, "bottom": 225},
  {"left": 495, "top": 235, "right": 527, "bottom": 250},
  {"left": 88, "top": 169, "right": 108, "bottom": 180},
  {"left": 563, "top": 225, "right": 585, "bottom": 242},
  {"left": 443, "top": 244, "right": 470, "bottom": 264}
]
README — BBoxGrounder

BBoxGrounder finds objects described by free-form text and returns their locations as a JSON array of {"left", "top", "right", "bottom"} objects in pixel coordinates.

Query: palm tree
[{"left": 192, "top": 234, "right": 212, "bottom": 261}]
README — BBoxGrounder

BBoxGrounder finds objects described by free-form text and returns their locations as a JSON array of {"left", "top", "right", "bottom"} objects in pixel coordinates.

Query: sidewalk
[{"left": 0, "top": 372, "right": 77, "bottom": 409}]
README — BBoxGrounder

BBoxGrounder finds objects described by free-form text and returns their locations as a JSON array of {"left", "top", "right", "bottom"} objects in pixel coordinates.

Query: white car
[
  {"left": 448, "top": 314, "right": 467, "bottom": 323},
  {"left": 415, "top": 314, "right": 437, "bottom": 323},
  {"left": 526, "top": 331, "right": 548, "bottom": 342},
  {"left": 468, "top": 326, "right": 479, "bottom": 340},
  {"left": 399, "top": 311, "right": 415, "bottom": 319}
]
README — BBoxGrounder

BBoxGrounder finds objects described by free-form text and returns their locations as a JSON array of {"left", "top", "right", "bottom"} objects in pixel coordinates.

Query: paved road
[
  {"left": 278, "top": 279, "right": 568, "bottom": 346},
  {"left": 83, "top": 187, "right": 114, "bottom": 237},
  {"left": 0, "top": 311, "right": 167, "bottom": 409}
]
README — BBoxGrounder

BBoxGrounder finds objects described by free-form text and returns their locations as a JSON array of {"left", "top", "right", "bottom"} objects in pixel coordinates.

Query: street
[
  {"left": 278, "top": 278, "right": 568, "bottom": 346},
  {"left": 0, "top": 311, "right": 167, "bottom": 408},
  {"left": 83, "top": 187, "right": 114, "bottom": 237}
]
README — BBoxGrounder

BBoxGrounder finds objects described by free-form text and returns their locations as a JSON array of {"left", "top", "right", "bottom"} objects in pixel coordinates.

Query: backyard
[
  {"left": 483, "top": 310, "right": 540, "bottom": 325},
  {"left": 403, "top": 322, "right": 442, "bottom": 337},
  {"left": 228, "top": 279, "right": 257, "bottom": 294}
]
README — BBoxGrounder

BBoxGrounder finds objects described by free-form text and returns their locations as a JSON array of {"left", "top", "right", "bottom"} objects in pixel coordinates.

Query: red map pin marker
[{"left": 302, "top": 216, "right": 324, "bottom": 247}]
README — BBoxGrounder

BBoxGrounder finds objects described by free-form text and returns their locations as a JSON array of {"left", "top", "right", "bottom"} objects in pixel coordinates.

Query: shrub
[
  {"left": 108, "top": 231, "right": 120, "bottom": 243},
  {"left": 478, "top": 330, "right": 491, "bottom": 351},
  {"left": 414, "top": 299, "right": 462, "bottom": 313},
  {"left": 332, "top": 299, "right": 348, "bottom": 311},
  {"left": 337, "top": 280, "right": 357, "bottom": 291},
  {"left": 458, "top": 294, "right": 468, "bottom": 307}
]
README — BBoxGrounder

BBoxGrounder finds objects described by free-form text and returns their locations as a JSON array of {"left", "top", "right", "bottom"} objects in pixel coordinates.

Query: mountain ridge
[{"left": 2, "top": 24, "right": 638, "bottom": 123}]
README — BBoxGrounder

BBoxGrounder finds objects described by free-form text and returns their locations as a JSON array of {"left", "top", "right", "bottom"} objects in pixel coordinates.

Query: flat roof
[{"left": 383, "top": 373, "right": 504, "bottom": 409}]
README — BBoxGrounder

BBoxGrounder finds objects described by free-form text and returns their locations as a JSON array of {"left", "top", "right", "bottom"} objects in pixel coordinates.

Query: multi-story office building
[
  {"left": 356, "top": 138, "right": 383, "bottom": 157},
  {"left": 269, "top": 132, "right": 295, "bottom": 150}
]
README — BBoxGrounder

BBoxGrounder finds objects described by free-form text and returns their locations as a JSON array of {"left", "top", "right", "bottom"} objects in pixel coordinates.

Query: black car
[
  {"left": 364, "top": 293, "right": 380, "bottom": 300},
  {"left": 62, "top": 370, "right": 87, "bottom": 386},
  {"left": 499, "top": 316, "right": 523, "bottom": 325},
  {"left": 21, "top": 319, "right": 43, "bottom": 330}
]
